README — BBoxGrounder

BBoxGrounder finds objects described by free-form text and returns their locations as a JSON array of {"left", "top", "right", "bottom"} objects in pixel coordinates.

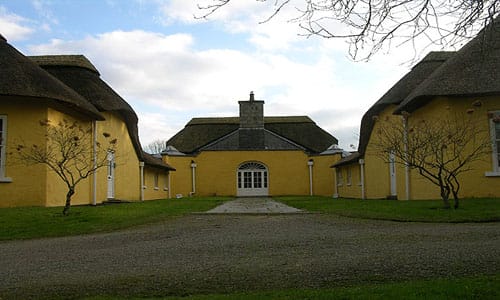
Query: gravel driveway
[{"left": 1, "top": 213, "right": 499, "bottom": 299}]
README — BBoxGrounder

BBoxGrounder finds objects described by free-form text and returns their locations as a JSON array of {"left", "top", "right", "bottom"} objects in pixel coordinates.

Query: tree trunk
[
  {"left": 63, "top": 187, "right": 75, "bottom": 216},
  {"left": 440, "top": 186, "right": 451, "bottom": 209}
]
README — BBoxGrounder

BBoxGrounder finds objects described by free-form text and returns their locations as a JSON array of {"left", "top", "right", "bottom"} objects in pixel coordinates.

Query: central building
[{"left": 162, "top": 92, "right": 342, "bottom": 197}]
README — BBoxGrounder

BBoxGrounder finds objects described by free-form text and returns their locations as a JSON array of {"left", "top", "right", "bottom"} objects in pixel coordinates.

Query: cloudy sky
[{"left": 0, "top": 0, "right": 445, "bottom": 150}]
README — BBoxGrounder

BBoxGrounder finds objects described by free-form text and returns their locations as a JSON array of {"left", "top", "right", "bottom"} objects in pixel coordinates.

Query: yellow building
[
  {"left": 333, "top": 19, "right": 500, "bottom": 200},
  {"left": 0, "top": 35, "right": 174, "bottom": 207},
  {"left": 163, "top": 92, "right": 342, "bottom": 197}
]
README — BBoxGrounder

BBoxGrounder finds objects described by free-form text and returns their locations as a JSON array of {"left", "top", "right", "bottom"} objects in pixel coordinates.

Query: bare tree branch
[
  {"left": 197, "top": 0, "right": 500, "bottom": 60},
  {"left": 14, "top": 119, "right": 117, "bottom": 215}
]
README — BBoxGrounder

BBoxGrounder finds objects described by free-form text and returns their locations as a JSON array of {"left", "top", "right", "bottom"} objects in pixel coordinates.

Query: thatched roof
[
  {"left": 167, "top": 116, "right": 337, "bottom": 154},
  {"left": 30, "top": 55, "right": 145, "bottom": 162},
  {"left": 332, "top": 51, "right": 453, "bottom": 168},
  {"left": 142, "top": 152, "right": 175, "bottom": 171},
  {"left": 356, "top": 51, "right": 453, "bottom": 157},
  {"left": 331, "top": 152, "right": 361, "bottom": 168},
  {"left": 396, "top": 18, "right": 500, "bottom": 113},
  {"left": 0, "top": 37, "right": 103, "bottom": 120}
]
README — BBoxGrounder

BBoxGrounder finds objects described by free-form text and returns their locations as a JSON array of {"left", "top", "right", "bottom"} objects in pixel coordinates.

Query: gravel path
[{"left": 0, "top": 213, "right": 499, "bottom": 299}]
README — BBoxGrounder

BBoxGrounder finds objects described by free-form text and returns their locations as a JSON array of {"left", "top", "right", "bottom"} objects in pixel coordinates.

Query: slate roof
[
  {"left": 332, "top": 51, "right": 453, "bottom": 168},
  {"left": 0, "top": 36, "right": 103, "bottom": 120},
  {"left": 29, "top": 55, "right": 174, "bottom": 171},
  {"left": 396, "top": 17, "right": 500, "bottom": 113},
  {"left": 166, "top": 116, "right": 338, "bottom": 154}
]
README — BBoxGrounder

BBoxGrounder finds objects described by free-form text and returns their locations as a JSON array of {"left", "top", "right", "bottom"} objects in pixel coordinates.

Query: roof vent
[{"left": 249, "top": 91, "right": 255, "bottom": 101}]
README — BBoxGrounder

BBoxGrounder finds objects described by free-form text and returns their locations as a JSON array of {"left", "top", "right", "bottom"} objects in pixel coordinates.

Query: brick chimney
[
  {"left": 238, "top": 91, "right": 265, "bottom": 149},
  {"left": 239, "top": 91, "right": 264, "bottom": 129}
]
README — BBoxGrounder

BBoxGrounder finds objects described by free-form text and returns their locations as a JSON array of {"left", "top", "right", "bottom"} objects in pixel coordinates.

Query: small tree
[
  {"left": 373, "top": 109, "right": 491, "bottom": 209},
  {"left": 15, "top": 119, "right": 117, "bottom": 215},
  {"left": 143, "top": 139, "right": 167, "bottom": 155}
]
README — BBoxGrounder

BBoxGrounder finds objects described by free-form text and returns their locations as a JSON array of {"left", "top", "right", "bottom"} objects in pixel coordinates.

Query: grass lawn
[
  {"left": 0, "top": 197, "right": 226, "bottom": 241},
  {"left": 278, "top": 196, "right": 500, "bottom": 223},
  {"left": 85, "top": 274, "right": 500, "bottom": 300},
  {"left": 1, "top": 196, "right": 498, "bottom": 241}
]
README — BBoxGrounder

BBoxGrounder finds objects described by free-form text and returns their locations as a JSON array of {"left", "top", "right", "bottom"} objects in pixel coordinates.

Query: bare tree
[
  {"left": 15, "top": 119, "right": 117, "bottom": 215},
  {"left": 143, "top": 139, "right": 167, "bottom": 155},
  {"left": 197, "top": 0, "right": 499, "bottom": 60},
  {"left": 373, "top": 109, "right": 491, "bottom": 208}
]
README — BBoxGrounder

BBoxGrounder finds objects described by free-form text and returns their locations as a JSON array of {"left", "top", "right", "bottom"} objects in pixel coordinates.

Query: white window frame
[
  {"left": 0, "top": 115, "right": 12, "bottom": 182},
  {"left": 486, "top": 111, "right": 500, "bottom": 177},
  {"left": 336, "top": 168, "right": 343, "bottom": 186},
  {"left": 154, "top": 172, "right": 159, "bottom": 190},
  {"left": 346, "top": 166, "right": 352, "bottom": 186}
]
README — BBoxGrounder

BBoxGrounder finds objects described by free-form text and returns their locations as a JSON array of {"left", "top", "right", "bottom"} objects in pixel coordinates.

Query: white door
[
  {"left": 237, "top": 162, "right": 269, "bottom": 197},
  {"left": 107, "top": 151, "right": 115, "bottom": 199},
  {"left": 389, "top": 151, "right": 397, "bottom": 197}
]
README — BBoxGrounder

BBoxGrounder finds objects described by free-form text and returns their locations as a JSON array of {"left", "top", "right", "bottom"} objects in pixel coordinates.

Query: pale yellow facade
[
  {"left": 164, "top": 150, "right": 340, "bottom": 198},
  {"left": 1, "top": 100, "right": 169, "bottom": 208},
  {"left": 402, "top": 97, "right": 500, "bottom": 199},
  {"left": 337, "top": 97, "right": 500, "bottom": 200}
]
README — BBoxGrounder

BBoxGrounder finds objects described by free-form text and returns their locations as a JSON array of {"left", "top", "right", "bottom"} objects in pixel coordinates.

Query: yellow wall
[
  {"left": 405, "top": 96, "right": 500, "bottom": 199},
  {"left": 0, "top": 98, "right": 49, "bottom": 207},
  {"left": 142, "top": 167, "right": 170, "bottom": 200},
  {"left": 1, "top": 101, "right": 151, "bottom": 207},
  {"left": 93, "top": 111, "right": 141, "bottom": 203},
  {"left": 363, "top": 105, "right": 401, "bottom": 199},
  {"left": 164, "top": 150, "right": 340, "bottom": 198},
  {"left": 362, "top": 97, "right": 500, "bottom": 200},
  {"left": 335, "top": 163, "right": 363, "bottom": 198}
]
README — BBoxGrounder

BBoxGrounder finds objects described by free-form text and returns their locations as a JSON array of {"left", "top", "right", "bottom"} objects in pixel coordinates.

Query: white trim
[
  {"left": 139, "top": 162, "right": 145, "bottom": 201},
  {"left": 92, "top": 121, "right": 97, "bottom": 205},
  {"left": 485, "top": 171, "right": 500, "bottom": 177},
  {"left": 346, "top": 166, "right": 352, "bottom": 186},
  {"left": 359, "top": 159, "right": 365, "bottom": 200},
  {"left": 389, "top": 151, "right": 397, "bottom": 197},
  {"left": 236, "top": 161, "right": 269, "bottom": 197},
  {"left": 336, "top": 168, "right": 343, "bottom": 186},
  {"left": 0, "top": 115, "right": 11, "bottom": 182},
  {"left": 488, "top": 111, "right": 500, "bottom": 174}
]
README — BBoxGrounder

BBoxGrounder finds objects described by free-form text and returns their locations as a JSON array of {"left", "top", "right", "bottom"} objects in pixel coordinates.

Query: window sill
[
  {"left": 154, "top": 187, "right": 159, "bottom": 191},
  {"left": 485, "top": 171, "right": 500, "bottom": 177},
  {"left": 0, "top": 177, "right": 12, "bottom": 183},
  {"left": 163, "top": 188, "right": 168, "bottom": 191}
]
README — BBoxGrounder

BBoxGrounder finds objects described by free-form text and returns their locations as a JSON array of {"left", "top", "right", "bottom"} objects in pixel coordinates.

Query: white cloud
[
  {"left": 26, "top": 28, "right": 408, "bottom": 151},
  {"left": 0, "top": 6, "right": 34, "bottom": 41}
]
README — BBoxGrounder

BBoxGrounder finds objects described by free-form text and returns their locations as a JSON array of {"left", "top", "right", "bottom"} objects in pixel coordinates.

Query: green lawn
[
  {"left": 1, "top": 196, "right": 498, "bottom": 241},
  {"left": 85, "top": 274, "right": 500, "bottom": 300},
  {"left": 278, "top": 196, "right": 500, "bottom": 223},
  {"left": 0, "top": 197, "right": 226, "bottom": 241}
]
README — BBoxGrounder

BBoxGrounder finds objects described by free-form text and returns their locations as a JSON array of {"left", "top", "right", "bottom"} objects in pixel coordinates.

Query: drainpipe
[
  {"left": 307, "top": 159, "right": 314, "bottom": 196},
  {"left": 333, "top": 168, "right": 339, "bottom": 198},
  {"left": 139, "top": 161, "right": 145, "bottom": 201},
  {"left": 92, "top": 120, "right": 97, "bottom": 206},
  {"left": 359, "top": 159, "right": 365, "bottom": 200},
  {"left": 167, "top": 171, "right": 171, "bottom": 199},
  {"left": 190, "top": 160, "right": 197, "bottom": 196},
  {"left": 403, "top": 115, "right": 410, "bottom": 200}
]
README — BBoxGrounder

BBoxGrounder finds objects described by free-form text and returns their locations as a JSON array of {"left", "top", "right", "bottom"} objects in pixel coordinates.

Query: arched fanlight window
[{"left": 239, "top": 162, "right": 266, "bottom": 170}]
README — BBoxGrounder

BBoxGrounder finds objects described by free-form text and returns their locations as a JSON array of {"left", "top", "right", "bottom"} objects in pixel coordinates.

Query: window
[
  {"left": 154, "top": 173, "right": 159, "bottom": 190},
  {"left": 487, "top": 111, "right": 500, "bottom": 176},
  {"left": 346, "top": 167, "right": 352, "bottom": 186},
  {"left": 336, "top": 168, "right": 343, "bottom": 186},
  {"left": 0, "top": 115, "right": 11, "bottom": 182}
]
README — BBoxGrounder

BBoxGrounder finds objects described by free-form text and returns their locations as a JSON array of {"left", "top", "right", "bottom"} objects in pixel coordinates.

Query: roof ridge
[{"left": 30, "top": 55, "right": 100, "bottom": 74}]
